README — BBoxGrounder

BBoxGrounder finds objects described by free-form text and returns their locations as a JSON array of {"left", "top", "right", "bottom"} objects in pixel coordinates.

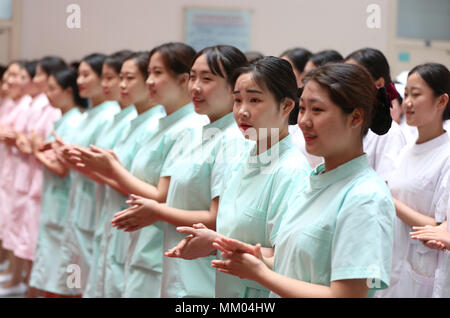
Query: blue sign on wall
[
  {"left": 184, "top": 8, "right": 252, "bottom": 52},
  {"left": 0, "top": 0, "right": 12, "bottom": 20}
]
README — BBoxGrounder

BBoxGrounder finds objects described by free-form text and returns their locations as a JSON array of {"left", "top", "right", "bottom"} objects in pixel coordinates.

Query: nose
[
  {"left": 298, "top": 109, "right": 312, "bottom": 129},
  {"left": 146, "top": 75, "right": 154, "bottom": 87}
]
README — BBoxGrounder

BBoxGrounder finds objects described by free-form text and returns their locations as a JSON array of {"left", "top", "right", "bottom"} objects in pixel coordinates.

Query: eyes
[
  {"left": 189, "top": 74, "right": 213, "bottom": 82},
  {"left": 233, "top": 97, "right": 262, "bottom": 104},
  {"left": 299, "top": 104, "right": 324, "bottom": 113}
]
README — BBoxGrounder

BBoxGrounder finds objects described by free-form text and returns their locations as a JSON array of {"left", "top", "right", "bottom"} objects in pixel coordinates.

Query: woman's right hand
[{"left": 165, "top": 223, "right": 219, "bottom": 260}]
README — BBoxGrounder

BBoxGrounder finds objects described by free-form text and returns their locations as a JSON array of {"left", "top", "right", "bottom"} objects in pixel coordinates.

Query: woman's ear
[
  {"left": 350, "top": 108, "right": 364, "bottom": 129},
  {"left": 436, "top": 93, "right": 449, "bottom": 112},
  {"left": 281, "top": 98, "right": 295, "bottom": 117},
  {"left": 178, "top": 73, "right": 190, "bottom": 86},
  {"left": 374, "top": 77, "right": 385, "bottom": 89}
]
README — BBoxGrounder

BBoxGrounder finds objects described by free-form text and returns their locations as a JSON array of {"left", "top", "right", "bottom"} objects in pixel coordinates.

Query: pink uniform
[
  {"left": 0, "top": 95, "right": 32, "bottom": 246},
  {"left": 4, "top": 93, "right": 61, "bottom": 260}
]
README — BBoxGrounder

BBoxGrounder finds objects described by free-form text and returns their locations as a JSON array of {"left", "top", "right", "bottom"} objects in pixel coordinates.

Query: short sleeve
[
  {"left": 268, "top": 153, "right": 311, "bottom": 246},
  {"left": 432, "top": 158, "right": 450, "bottom": 223},
  {"left": 331, "top": 185, "right": 396, "bottom": 291},
  {"left": 160, "top": 128, "right": 195, "bottom": 178}
]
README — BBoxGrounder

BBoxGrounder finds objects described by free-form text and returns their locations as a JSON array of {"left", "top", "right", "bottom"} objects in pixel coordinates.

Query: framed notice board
[{"left": 184, "top": 7, "right": 252, "bottom": 52}]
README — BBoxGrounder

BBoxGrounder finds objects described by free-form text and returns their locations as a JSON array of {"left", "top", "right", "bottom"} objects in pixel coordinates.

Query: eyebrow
[
  {"left": 233, "top": 89, "right": 264, "bottom": 94},
  {"left": 300, "top": 97, "right": 325, "bottom": 104},
  {"left": 190, "top": 70, "right": 213, "bottom": 75}
]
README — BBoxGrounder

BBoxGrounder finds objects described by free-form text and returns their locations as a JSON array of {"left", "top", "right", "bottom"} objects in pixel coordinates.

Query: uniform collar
[
  {"left": 131, "top": 105, "right": 165, "bottom": 129},
  {"left": 310, "top": 154, "right": 369, "bottom": 189},
  {"left": 113, "top": 105, "right": 136, "bottom": 122},
  {"left": 247, "top": 134, "right": 294, "bottom": 169},
  {"left": 88, "top": 100, "right": 119, "bottom": 117},
  {"left": 159, "top": 102, "right": 195, "bottom": 130},
  {"left": 411, "top": 132, "right": 450, "bottom": 155}
]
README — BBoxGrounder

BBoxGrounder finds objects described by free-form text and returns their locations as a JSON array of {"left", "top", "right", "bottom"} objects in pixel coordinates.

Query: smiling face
[
  {"left": 298, "top": 80, "right": 356, "bottom": 159},
  {"left": 119, "top": 59, "right": 149, "bottom": 107},
  {"left": 46, "top": 75, "right": 71, "bottom": 110},
  {"left": 7, "top": 63, "right": 25, "bottom": 100},
  {"left": 101, "top": 63, "right": 121, "bottom": 102},
  {"left": 233, "top": 72, "right": 290, "bottom": 144},
  {"left": 146, "top": 51, "right": 184, "bottom": 110},
  {"left": 77, "top": 61, "right": 103, "bottom": 99},
  {"left": 33, "top": 64, "right": 49, "bottom": 93},
  {"left": 188, "top": 54, "right": 233, "bottom": 121},
  {"left": 403, "top": 72, "right": 445, "bottom": 129}
]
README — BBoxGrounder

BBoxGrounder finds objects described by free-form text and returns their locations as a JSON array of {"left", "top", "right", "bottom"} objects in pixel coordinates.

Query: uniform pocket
[
  {"left": 243, "top": 206, "right": 266, "bottom": 220},
  {"left": 75, "top": 183, "right": 97, "bottom": 232}
]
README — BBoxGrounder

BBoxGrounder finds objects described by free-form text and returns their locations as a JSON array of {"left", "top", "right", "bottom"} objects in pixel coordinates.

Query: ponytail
[{"left": 370, "top": 87, "right": 392, "bottom": 135}]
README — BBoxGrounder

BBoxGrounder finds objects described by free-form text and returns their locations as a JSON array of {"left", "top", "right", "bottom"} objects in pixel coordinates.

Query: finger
[
  {"left": 218, "top": 237, "right": 254, "bottom": 254},
  {"left": 192, "top": 223, "right": 207, "bottom": 229},
  {"left": 176, "top": 226, "right": 198, "bottom": 236},
  {"left": 212, "top": 242, "right": 233, "bottom": 256}
]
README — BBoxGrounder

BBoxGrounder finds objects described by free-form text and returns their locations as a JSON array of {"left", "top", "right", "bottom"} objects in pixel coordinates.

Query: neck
[
  {"left": 61, "top": 100, "right": 77, "bottom": 115},
  {"left": 165, "top": 95, "right": 191, "bottom": 115},
  {"left": 90, "top": 94, "right": 106, "bottom": 107},
  {"left": 323, "top": 145, "right": 364, "bottom": 173},
  {"left": 256, "top": 126, "right": 289, "bottom": 155},
  {"left": 134, "top": 100, "right": 155, "bottom": 115},
  {"left": 416, "top": 121, "right": 445, "bottom": 144},
  {"left": 207, "top": 109, "right": 231, "bottom": 124}
]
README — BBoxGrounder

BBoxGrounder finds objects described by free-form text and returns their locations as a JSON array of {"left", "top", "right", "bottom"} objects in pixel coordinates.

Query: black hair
[
  {"left": 310, "top": 50, "right": 343, "bottom": 68},
  {"left": 149, "top": 42, "right": 196, "bottom": 76},
  {"left": 303, "top": 63, "right": 392, "bottom": 136},
  {"left": 24, "top": 60, "right": 39, "bottom": 79},
  {"left": 124, "top": 51, "right": 151, "bottom": 79},
  {"left": 0, "top": 65, "right": 7, "bottom": 79},
  {"left": 193, "top": 45, "right": 249, "bottom": 87},
  {"left": 38, "top": 56, "right": 67, "bottom": 77},
  {"left": 104, "top": 50, "right": 134, "bottom": 74},
  {"left": 409, "top": 63, "right": 450, "bottom": 121},
  {"left": 231, "top": 56, "right": 299, "bottom": 116},
  {"left": 280, "top": 48, "right": 312, "bottom": 73},
  {"left": 345, "top": 48, "right": 392, "bottom": 86},
  {"left": 81, "top": 53, "right": 107, "bottom": 77},
  {"left": 245, "top": 51, "right": 265, "bottom": 64},
  {"left": 52, "top": 67, "right": 88, "bottom": 109}
]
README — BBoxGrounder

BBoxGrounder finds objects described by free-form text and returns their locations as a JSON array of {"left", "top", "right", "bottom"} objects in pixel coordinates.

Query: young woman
[
  {"left": 111, "top": 45, "right": 250, "bottom": 298},
  {"left": 0, "top": 61, "right": 35, "bottom": 296},
  {"left": 70, "top": 43, "right": 207, "bottom": 297},
  {"left": 72, "top": 51, "right": 165, "bottom": 298},
  {"left": 164, "top": 56, "right": 312, "bottom": 298},
  {"left": 101, "top": 50, "right": 133, "bottom": 105},
  {"left": 211, "top": 63, "right": 396, "bottom": 298},
  {"left": 48, "top": 53, "right": 120, "bottom": 297},
  {"left": 27, "top": 67, "right": 87, "bottom": 297},
  {"left": 378, "top": 63, "right": 450, "bottom": 298},
  {"left": 64, "top": 51, "right": 137, "bottom": 298},
  {"left": 280, "top": 47, "right": 322, "bottom": 169},
  {"left": 345, "top": 48, "right": 407, "bottom": 181}
]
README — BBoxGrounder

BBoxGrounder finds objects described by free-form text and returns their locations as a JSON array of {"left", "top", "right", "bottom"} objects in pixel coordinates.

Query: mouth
[
  {"left": 192, "top": 97, "right": 205, "bottom": 106},
  {"left": 405, "top": 111, "right": 414, "bottom": 116},
  {"left": 239, "top": 123, "right": 252, "bottom": 131},
  {"left": 302, "top": 132, "right": 317, "bottom": 142}
]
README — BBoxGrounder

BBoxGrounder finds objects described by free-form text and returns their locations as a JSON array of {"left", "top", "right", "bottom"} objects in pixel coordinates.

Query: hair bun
[{"left": 370, "top": 87, "right": 392, "bottom": 135}]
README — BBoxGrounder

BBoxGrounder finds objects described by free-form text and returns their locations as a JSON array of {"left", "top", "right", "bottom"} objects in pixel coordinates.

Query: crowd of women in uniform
[{"left": 0, "top": 42, "right": 448, "bottom": 298}]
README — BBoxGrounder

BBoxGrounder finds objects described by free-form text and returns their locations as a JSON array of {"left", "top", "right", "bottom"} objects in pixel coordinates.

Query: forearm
[
  {"left": 157, "top": 204, "right": 216, "bottom": 230},
  {"left": 256, "top": 268, "right": 368, "bottom": 298},
  {"left": 394, "top": 198, "right": 438, "bottom": 228},
  {"left": 109, "top": 161, "right": 165, "bottom": 202}
]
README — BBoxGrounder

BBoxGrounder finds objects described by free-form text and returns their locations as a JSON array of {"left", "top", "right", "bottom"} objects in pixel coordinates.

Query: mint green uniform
[
  {"left": 28, "top": 108, "right": 85, "bottom": 294},
  {"left": 89, "top": 105, "right": 166, "bottom": 298},
  {"left": 271, "top": 155, "right": 395, "bottom": 298},
  {"left": 123, "top": 103, "right": 208, "bottom": 298},
  {"left": 215, "top": 135, "right": 311, "bottom": 297},
  {"left": 82, "top": 105, "right": 137, "bottom": 298},
  {"left": 160, "top": 113, "right": 251, "bottom": 298},
  {"left": 53, "top": 101, "right": 120, "bottom": 295}
]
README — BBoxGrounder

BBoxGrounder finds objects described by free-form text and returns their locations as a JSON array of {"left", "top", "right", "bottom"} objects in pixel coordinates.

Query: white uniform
[
  {"left": 288, "top": 124, "right": 323, "bottom": 169},
  {"left": 378, "top": 132, "right": 450, "bottom": 298},
  {"left": 363, "top": 121, "right": 407, "bottom": 181}
]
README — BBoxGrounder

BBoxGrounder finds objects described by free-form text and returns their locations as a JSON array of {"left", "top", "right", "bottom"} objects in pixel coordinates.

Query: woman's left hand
[{"left": 111, "top": 194, "right": 160, "bottom": 231}]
